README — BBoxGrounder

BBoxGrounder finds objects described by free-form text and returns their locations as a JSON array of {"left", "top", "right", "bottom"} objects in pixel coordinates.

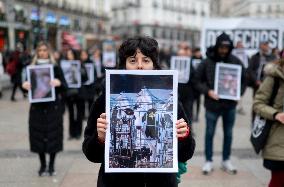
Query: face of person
[
  {"left": 218, "top": 46, "right": 229, "bottom": 58},
  {"left": 38, "top": 45, "right": 49, "bottom": 59},
  {"left": 67, "top": 50, "right": 75, "bottom": 60},
  {"left": 80, "top": 51, "right": 88, "bottom": 61},
  {"left": 126, "top": 49, "right": 154, "bottom": 70},
  {"left": 260, "top": 43, "right": 270, "bottom": 54}
]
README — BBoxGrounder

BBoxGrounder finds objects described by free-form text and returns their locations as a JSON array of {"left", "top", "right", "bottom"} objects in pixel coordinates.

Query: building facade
[
  {"left": 110, "top": 0, "right": 210, "bottom": 50},
  {"left": 0, "top": 0, "right": 110, "bottom": 51},
  {"left": 212, "top": 0, "right": 284, "bottom": 18}
]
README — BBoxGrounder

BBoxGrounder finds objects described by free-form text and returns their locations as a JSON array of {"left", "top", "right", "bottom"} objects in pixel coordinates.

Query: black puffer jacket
[
  {"left": 82, "top": 93, "right": 195, "bottom": 187},
  {"left": 29, "top": 65, "right": 67, "bottom": 153},
  {"left": 193, "top": 33, "right": 246, "bottom": 112}
]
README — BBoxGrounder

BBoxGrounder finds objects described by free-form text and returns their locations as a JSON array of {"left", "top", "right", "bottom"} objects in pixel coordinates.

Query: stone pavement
[{"left": 0, "top": 88, "right": 269, "bottom": 187}]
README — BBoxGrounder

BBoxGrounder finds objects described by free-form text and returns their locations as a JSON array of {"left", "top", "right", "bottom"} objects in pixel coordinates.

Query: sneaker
[
  {"left": 48, "top": 166, "right": 57, "bottom": 176},
  {"left": 221, "top": 160, "right": 237, "bottom": 175},
  {"left": 202, "top": 161, "right": 213, "bottom": 175},
  {"left": 38, "top": 165, "right": 47, "bottom": 177}
]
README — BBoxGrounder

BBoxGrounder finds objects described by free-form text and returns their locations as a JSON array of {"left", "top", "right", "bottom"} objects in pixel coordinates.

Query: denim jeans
[{"left": 205, "top": 108, "right": 236, "bottom": 161}]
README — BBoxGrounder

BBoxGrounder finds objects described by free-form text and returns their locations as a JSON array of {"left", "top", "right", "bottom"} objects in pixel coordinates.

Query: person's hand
[
  {"left": 176, "top": 118, "right": 189, "bottom": 138},
  {"left": 275, "top": 112, "right": 284, "bottom": 124},
  {"left": 97, "top": 113, "right": 108, "bottom": 143},
  {"left": 256, "top": 80, "right": 261, "bottom": 86},
  {"left": 22, "top": 81, "right": 31, "bottom": 90},
  {"left": 208, "top": 90, "right": 219, "bottom": 100},
  {"left": 50, "top": 79, "right": 61, "bottom": 87}
]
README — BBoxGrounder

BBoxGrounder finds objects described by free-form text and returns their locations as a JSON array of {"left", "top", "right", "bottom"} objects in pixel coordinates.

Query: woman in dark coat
[
  {"left": 82, "top": 36, "right": 195, "bottom": 187},
  {"left": 22, "top": 42, "right": 67, "bottom": 176}
]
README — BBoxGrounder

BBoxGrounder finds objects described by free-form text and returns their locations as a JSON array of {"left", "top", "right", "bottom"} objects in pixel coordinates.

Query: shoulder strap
[{"left": 269, "top": 77, "right": 280, "bottom": 105}]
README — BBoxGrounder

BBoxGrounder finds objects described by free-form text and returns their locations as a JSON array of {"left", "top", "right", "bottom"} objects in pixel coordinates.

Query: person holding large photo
[
  {"left": 64, "top": 49, "right": 88, "bottom": 140},
  {"left": 82, "top": 36, "right": 195, "bottom": 187},
  {"left": 22, "top": 42, "right": 67, "bottom": 176},
  {"left": 253, "top": 53, "right": 284, "bottom": 187},
  {"left": 193, "top": 33, "right": 246, "bottom": 175}
]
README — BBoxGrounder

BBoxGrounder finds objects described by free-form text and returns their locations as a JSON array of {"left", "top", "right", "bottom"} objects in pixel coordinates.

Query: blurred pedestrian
[
  {"left": 79, "top": 50, "right": 96, "bottom": 119},
  {"left": 193, "top": 33, "right": 246, "bottom": 175},
  {"left": 22, "top": 41, "right": 67, "bottom": 176},
  {"left": 9, "top": 43, "right": 26, "bottom": 101},
  {"left": 232, "top": 41, "right": 249, "bottom": 115},
  {"left": 64, "top": 49, "right": 88, "bottom": 140},
  {"left": 191, "top": 47, "right": 203, "bottom": 122},
  {"left": 82, "top": 36, "right": 195, "bottom": 187},
  {"left": 253, "top": 53, "right": 284, "bottom": 187}
]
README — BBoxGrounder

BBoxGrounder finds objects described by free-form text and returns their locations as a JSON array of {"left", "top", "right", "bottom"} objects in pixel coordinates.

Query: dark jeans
[{"left": 205, "top": 108, "right": 236, "bottom": 161}]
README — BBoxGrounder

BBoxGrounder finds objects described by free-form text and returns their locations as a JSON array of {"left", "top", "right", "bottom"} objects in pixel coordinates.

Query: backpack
[{"left": 6, "top": 60, "right": 17, "bottom": 76}]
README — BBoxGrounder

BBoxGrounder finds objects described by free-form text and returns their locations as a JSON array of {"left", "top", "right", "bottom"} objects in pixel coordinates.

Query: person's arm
[
  {"left": 82, "top": 95, "right": 105, "bottom": 163},
  {"left": 253, "top": 76, "right": 279, "bottom": 120},
  {"left": 177, "top": 101, "right": 195, "bottom": 162}
]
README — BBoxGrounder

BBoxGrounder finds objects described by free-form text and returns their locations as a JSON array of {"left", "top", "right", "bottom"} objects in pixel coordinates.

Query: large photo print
[
  {"left": 105, "top": 70, "right": 178, "bottom": 173},
  {"left": 214, "top": 63, "right": 242, "bottom": 100},
  {"left": 26, "top": 64, "right": 55, "bottom": 103},
  {"left": 170, "top": 56, "right": 191, "bottom": 84}
]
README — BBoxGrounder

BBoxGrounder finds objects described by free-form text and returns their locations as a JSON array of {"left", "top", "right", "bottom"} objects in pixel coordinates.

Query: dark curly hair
[{"left": 118, "top": 36, "right": 160, "bottom": 69}]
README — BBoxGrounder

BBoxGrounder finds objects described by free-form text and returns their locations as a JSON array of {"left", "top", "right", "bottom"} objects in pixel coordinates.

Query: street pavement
[{"left": 0, "top": 87, "right": 269, "bottom": 187}]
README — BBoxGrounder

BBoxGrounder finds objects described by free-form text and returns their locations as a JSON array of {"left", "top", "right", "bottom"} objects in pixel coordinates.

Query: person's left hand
[
  {"left": 176, "top": 118, "right": 189, "bottom": 138},
  {"left": 50, "top": 79, "right": 61, "bottom": 87}
]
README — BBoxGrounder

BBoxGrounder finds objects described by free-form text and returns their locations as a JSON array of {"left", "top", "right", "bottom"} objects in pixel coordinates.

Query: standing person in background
[
  {"left": 232, "top": 41, "right": 249, "bottom": 115},
  {"left": 10, "top": 43, "right": 26, "bottom": 101},
  {"left": 193, "top": 33, "right": 246, "bottom": 175},
  {"left": 247, "top": 40, "right": 276, "bottom": 95},
  {"left": 22, "top": 42, "right": 67, "bottom": 176},
  {"left": 0, "top": 49, "right": 4, "bottom": 98},
  {"left": 177, "top": 42, "right": 195, "bottom": 122},
  {"left": 191, "top": 47, "right": 203, "bottom": 122},
  {"left": 253, "top": 53, "right": 284, "bottom": 187},
  {"left": 64, "top": 49, "right": 88, "bottom": 140},
  {"left": 91, "top": 49, "right": 104, "bottom": 100},
  {"left": 79, "top": 50, "right": 96, "bottom": 119}
]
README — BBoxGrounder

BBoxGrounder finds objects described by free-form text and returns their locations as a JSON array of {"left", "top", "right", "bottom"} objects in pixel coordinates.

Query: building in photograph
[
  {"left": 0, "top": 0, "right": 110, "bottom": 51},
  {"left": 110, "top": 0, "right": 210, "bottom": 50}
]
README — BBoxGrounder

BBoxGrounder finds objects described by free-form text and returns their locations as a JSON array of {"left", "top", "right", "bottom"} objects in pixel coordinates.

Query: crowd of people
[{"left": 0, "top": 32, "right": 283, "bottom": 186}]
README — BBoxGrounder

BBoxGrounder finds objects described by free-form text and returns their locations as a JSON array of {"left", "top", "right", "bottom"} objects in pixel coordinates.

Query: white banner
[{"left": 201, "top": 18, "right": 284, "bottom": 57}]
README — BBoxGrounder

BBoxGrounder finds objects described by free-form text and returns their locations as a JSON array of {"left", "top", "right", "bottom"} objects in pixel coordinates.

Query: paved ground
[{"left": 0, "top": 87, "right": 270, "bottom": 187}]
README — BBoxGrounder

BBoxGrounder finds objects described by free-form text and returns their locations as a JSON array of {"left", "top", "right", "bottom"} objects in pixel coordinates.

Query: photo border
[
  {"left": 84, "top": 63, "right": 95, "bottom": 85},
  {"left": 26, "top": 64, "right": 55, "bottom": 103},
  {"left": 60, "top": 60, "right": 81, "bottom": 88},
  {"left": 170, "top": 56, "right": 191, "bottom": 84},
  {"left": 214, "top": 63, "right": 242, "bottom": 101},
  {"left": 105, "top": 70, "right": 178, "bottom": 173}
]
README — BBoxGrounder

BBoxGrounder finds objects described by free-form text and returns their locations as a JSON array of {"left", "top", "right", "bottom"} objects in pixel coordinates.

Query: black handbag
[{"left": 250, "top": 78, "right": 280, "bottom": 154}]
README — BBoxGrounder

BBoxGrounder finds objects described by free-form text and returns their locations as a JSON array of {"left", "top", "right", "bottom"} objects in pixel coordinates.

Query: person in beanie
[
  {"left": 82, "top": 36, "right": 195, "bottom": 187},
  {"left": 193, "top": 33, "right": 246, "bottom": 175}
]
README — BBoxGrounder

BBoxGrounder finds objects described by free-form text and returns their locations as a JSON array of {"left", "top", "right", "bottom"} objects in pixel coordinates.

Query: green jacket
[{"left": 253, "top": 63, "right": 284, "bottom": 161}]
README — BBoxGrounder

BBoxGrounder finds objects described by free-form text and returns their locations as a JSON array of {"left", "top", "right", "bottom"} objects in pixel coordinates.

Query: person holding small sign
[
  {"left": 193, "top": 33, "right": 246, "bottom": 175},
  {"left": 22, "top": 42, "right": 67, "bottom": 176},
  {"left": 82, "top": 36, "right": 195, "bottom": 187}
]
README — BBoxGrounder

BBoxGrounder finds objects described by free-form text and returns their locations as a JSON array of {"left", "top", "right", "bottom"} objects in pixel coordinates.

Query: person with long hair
[
  {"left": 82, "top": 36, "right": 195, "bottom": 187},
  {"left": 22, "top": 41, "right": 67, "bottom": 176}
]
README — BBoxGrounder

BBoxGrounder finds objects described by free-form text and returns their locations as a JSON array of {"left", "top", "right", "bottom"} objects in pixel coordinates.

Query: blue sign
[
  {"left": 59, "top": 16, "right": 70, "bottom": 26},
  {"left": 45, "top": 12, "right": 57, "bottom": 23},
  {"left": 30, "top": 8, "right": 40, "bottom": 21}
]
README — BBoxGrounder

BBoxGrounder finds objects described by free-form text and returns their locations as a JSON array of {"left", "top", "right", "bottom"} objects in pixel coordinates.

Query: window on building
[
  {"left": 152, "top": 28, "right": 157, "bottom": 38},
  {"left": 267, "top": 5, "right": 272, "bottom": 13},
  {"left": 153, "top": 0, "right": 158, "bottom": 8}
]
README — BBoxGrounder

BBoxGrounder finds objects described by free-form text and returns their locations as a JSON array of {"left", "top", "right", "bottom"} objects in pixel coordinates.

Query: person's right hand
[
  {"left": 208, "top": 90, "right": 219, "bottom": 100},
  {"left": 275, "top": 112, "right": 284, "bottom": 124},
  {"left": 22, "top": 81, "right": 31, "bottom": 90},
  {"left": 97, "top": 113, "right": 108, "bottom": 143}
]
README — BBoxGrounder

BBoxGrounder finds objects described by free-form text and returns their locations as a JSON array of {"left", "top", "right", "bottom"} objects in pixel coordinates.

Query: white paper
[
  {"left": 60, "top": 60, "right": 81, "bottom": 88},
  {"left": 105, "top": 70, "right": 178, "bottom": 173},
  {"left": 26, "top": 64, "right": 55, "bottom": 103},
  {"left": 84, "top": 63, "right": 95, "bottom": 85},
  {"left": 214, "top": 63, "right": 242, "bottom": 101},
  {"left": 170, "top": 56, "right": 191, "bottom": 83}
]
